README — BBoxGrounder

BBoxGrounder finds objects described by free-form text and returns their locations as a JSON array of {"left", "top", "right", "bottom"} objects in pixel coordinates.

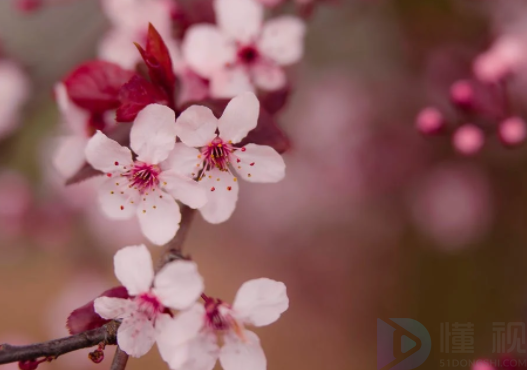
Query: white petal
[
  {"left": 98, "top": 29, "right": 141, "bottom": 70},
  {"left": 153, "top": 260, "right": 204, "bottom": 309},
  {"left": 98, "top": 178, "right": 139, "bottom": 220},
  {"left": 85, "top": 131, "right": 134, "bottom": 173},
  {"left": 182, "top": 25, "right": 236, "bottom": 78},
  {"left": 131, "top": 104, "right": 177, "bottom": 164},
  {"left": 251, "top": 62, "right": 287, "bottom": 91},
  {"left": 114, "top": 244, "right": 154, "bottom": 295},
  {"left": 218, "top": 92, "right": 259, "bottom": 144},
  {"left": 175, "top": 105, "right": 218, "bottom": 148},
  {"left": 161, "top": 143, "right": 202, "bottom": 177},
  {"left": 258, "top": 16, "right": 306, "bottom": 65},
  {"left": 232, "top": 278, "right": 289, "bottom": 327},
  {"left": 156, "top": 305, "right": 207, "bottom": 370},
  {"left": 137, "top": 193, "right": 181, "bottom": 245},
  {"left": 214, "top": 0, "right": 263, "bottom": 44},
  {"left": 94, "top": 296, "right": 134, "bottom": 320},
  {"left": 210, "top": 66, "right": 255, "bottom": 99},
  {"left": 52, "top": 136, "right": 88, "bottom": 178},
  {"left": 219, "top": 331, "right": 266, "bottom": 370},
  {"left": 160, "top": 172, "right": 208, "bottom": 209},
  {"left": 233, "top": 144, "right": 285, "bottom": 183},
  {"left": 118, "top": 314, "right": 156, "bottom": 358},
  {"left": 54, "top": 83, "right": 88, "bottom": 135},
  {"left": 198, "top": 168, "right": 239, "bottom": 224}
]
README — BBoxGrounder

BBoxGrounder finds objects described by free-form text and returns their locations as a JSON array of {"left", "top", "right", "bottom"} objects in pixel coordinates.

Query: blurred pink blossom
[
  {"left": 411, "top": 163, "right": 492, "bottom": 251},
  {"left": 452, "top": 124, "right": 485, "bottom": 155},
  {"left": 183, "top": 0, "right": 306, "bottom": 97},
  {"left": 416, "top": 107, "right": 444, "bottom": 135},
  {"left": 473, "top": 35, "right": 526, "bottom": 83},
  {"left": 498, "top": 116, "right": 526, "bottom": 146},
  {"left": 0, "top": 170, "right": 32, "bottom": 243},
  {"left": 0, "top": 60, "right": 30, "bottom": 140}
]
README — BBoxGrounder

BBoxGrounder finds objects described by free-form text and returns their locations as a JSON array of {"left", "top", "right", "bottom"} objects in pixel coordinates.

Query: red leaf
[
  {"left": 116, "top": 74, "right": 169, "bottom": 122},
  {"left": 181, "top": 98, "right": 291, "bottom": 154},
  {"left": 66, "top": 286, "right": 129, "bottom": 335},
  {"left": 64, "top": 61, "right": 136, "bottom": 113},
  {"left": 135, "top": 24, "right": 177, "bottom": 103}
]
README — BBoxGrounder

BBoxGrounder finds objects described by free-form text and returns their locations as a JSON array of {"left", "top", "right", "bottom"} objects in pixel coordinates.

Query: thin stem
[
  {"left": 0, "top": 321, "right": 118, "bottom": 365},
  {"left": 110, "top": 347, "right": 129, "bottom": 370}
]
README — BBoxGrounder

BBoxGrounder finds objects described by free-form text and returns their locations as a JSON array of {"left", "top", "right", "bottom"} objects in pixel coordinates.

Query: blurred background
[{"left": 1, "top": 0, "right": 527, "bottom": 369}]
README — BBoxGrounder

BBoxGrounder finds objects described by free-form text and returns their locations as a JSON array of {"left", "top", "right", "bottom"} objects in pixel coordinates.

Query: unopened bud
[
  {"left": 18, "top": 360, "right": 39, "bottom": 370},
  {"left": 450, "top": 80, "right": 474, "bottom": 108},
  {"left": 499, "top": 116, "right": 527, "bottom": 147},
  {"left": 416, "top": 107, "right": 444, "bottom": 135},
  {"left": 88, "top": 349, "right": 105, "bottom": 364},
  {"left": 452, "top": 124, "right": 485, "bottom": 155}
]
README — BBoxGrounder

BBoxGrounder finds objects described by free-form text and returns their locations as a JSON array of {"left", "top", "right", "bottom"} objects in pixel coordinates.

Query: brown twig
[
  {"left": 0, "top": 321, "right": 118, "bottom": 365},
  {"left": 110, "top": 346, "right": 129, "bottom": 370}
]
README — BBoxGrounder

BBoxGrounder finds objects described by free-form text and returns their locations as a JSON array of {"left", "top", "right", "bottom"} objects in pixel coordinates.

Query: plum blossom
[
  {"left": 157, "top": 278, "right": 289, "bottom": 370},
  {"left": 94, "top": 245, "right": 204, "bottom": 357},
  {"left": 173, "top": 92, "right": 286, "bottom": 223},
  {"left": 0, "top": 60, "right": 30, "bottom": 140},
  {"left": 182, "top": 0, "right": 306, "bottom": 98},
  {"left": 98, "top": 0, "right": 175, "bottom": 69},
  {"left": 84, "top": 104, "right": 207, "bottom": 245}
]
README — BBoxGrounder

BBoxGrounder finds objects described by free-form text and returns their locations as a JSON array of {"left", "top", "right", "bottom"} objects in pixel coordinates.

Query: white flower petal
[
  {"left": 232, "top": 278, "right": 289, "bottom": 327},
  {"left": 114, "top": 245, "right": 154, "bottom": 295},
  {"left": 137, "top": 193, "right": 181, "bottom": 245},
  {"left": 52, "top": 136, "right": 88, "bottom": 178},
  {"left": 161, "top": 143, "right": 202, "bottom": 177},
  {"left": 175, "top": 105, "right": 218, "bottom": 148},
  {"left": 182, "top": 25, "right": 236, "bottom": 78},
  {"left": 218, "top": 92, "right": 259, "bottom": 144},
  {"left": 131, "top": 104, "right": 177, "bottom": 164},
  {"left": 160, "top": 172, "right": 208, "bottom": 209},
  {"left": 85, "top": 131, "right": 134, "bottom": 173},
  {"left": 233, "top": 144, "right": 285, "bottom": 183},
  {"left": 198, "top": 168, "right": 239, "bottom": 224},
  {"left": 258, "top": 16, "right": 306, "bottom": 65},
  {"left": 94, "top": 296, "right": 134, "bottom": 320},
  {"left": 118, "top": 314, "right": 156, "bottom": 358},
  {"left": 153, "top": 260, "right": 204, "bottom": 309},
  {"left": 214, "top": 0, "right": 263, "bottom": 44},
  {"left": 98, "top": 29, "right": 141, "bottom": 70},
  {"left": 251, "top": 62, "right": 287, "bottom": 91},
  {"left": 210, "top": 66, "right": 255, "bottom": 99},
  {"left": 54, "top": 83, "right": 88, "bottom": 135},
  {"left": 219, "top": 331, "right": 266, "bottom": 370},
  {"left": 98, "top": 178, "right": 139, "bottom": 220}
]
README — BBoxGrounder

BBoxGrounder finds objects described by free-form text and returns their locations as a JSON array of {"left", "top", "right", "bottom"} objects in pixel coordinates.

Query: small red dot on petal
[
  {"left": 120, "top": 206, "right": 124, "bottom": 210},
  {"left": 250, "top": 162, "right": 255, "bottom": 166},
  {"left": 237, "top": 159, "right": 241, "bottom": 163},
  {"left": 114, "top": 161, "right": 119, "bottom": 166},
  {"left": 107, "top": 173, "right": 112, "bottom": 177},
  {"left": 241, "top": 147, "right": 246, "bottom": 152},
  {"left": 211, "top": 187, "right": 215, "bottom": 192},
  {"left": 227, "top": 186, "right": 232, "bottom": 191}
]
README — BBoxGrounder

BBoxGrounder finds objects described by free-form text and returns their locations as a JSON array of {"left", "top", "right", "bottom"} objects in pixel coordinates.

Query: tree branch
[
  {"left": 0, "top": 321, "right": 119, "bottom": 365},
  {"left": 0, "top": 204, "right": 197, "bottom": 368}
]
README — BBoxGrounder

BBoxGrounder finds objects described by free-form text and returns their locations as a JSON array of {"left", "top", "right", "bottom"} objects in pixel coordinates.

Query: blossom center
[
  {"left": 201, "top": 137, "right": 234, "bottom": 173},
  {"left": 204, "top": 298, "right": 245, "bottom": 339},
  {"left": 237, "top": 45, "right": 259, "bottom": 65},
  {"left": 135, "top": 292, "right": 164, "bottom": 320},
  {"left": 124, "top": 161, "right": 161, "bottom": 194}
]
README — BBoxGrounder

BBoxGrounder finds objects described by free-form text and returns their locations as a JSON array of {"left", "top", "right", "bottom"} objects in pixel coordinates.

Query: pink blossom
[
  {"left": 452, "top": 124, "right": 485, "bottom": 155},
  {"left": 415, "top": 107, "right": 444, "bottom": 135},
  {"left": 0, "top": 60, "right": 30, "bottom": 140},
  {"left": 84, "top": 104, "right": 207, "bottom": 245},
  {"left": 98, "top": 0, "right": 175, "bottom": 69},
  {"left": 157, "top": 278, "right": 288, "bottom": 370},
  {"left": 473, "top": 35, "right": 526, "bottom": 83},
  {"left": 94, "top": 245, "right": 204, "bottom": 357},
  {"left": 174, "top": 92, "right": 286, "bottom": 223},
  {"left": 498, "top": 116, "right": 527, "bottom": 146},
  {"left": 182, "top": 0, "right": 306, "bottom": 98}
]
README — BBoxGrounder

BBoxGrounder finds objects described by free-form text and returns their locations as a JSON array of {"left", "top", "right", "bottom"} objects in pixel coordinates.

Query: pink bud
[
  {"left": 88, "top": 349, "right": 104, "bottom": 364},
  {"left": 498, "top": 116, "right": 526, "bottom": 147},
  {"left": 14, "top": 0, "right": 42, "bottom": 12},
  {"left": 452, "top": 124, "right": 485, "bottom": 155},
  {"left": 416, "top": 107, "right": 444, "bottom": 135},
  {"left": 18, "top": 360, "right": 39, "bottom": 370},
  {"left": 450, "top": 80, "right": 474, "bottom": 107}
]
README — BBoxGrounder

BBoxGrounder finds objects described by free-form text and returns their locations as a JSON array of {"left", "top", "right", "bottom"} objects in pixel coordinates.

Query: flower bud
[
  {"left": 450, "top": 80, "right": 474, "bottom": 108},
  {"left": 416, "top": 107, "right": 444, "bottom": 135},
  {"left": 498, "top": 116, "right": 526, "bottom": 147},
  {"left": 452, "top": 124, "right": 485, "bottom": 155}
]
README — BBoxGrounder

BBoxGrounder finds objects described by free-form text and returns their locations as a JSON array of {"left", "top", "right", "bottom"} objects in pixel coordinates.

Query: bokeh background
[{"left": 1, "top": 0, "right": 527, "bottom": 369}]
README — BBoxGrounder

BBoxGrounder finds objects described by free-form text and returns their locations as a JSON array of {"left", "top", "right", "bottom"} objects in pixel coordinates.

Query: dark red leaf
[
  {"left": 181, "top": 98, "right": 291, "bottom": 154},
  {"left": 172, "top": 0, "right": 215, "bottom": 38},
  {"left": 66, "top": 286, "right": 129, "bottom": 335},
  {"left": 64, "top": 61, "right": 136, "bottom": 113},
  {"left": 135, "top": 24, "right": 177, "bottom": 104},
  {"left": 116, "top": 74, "right": 169, "bottom": 122}
]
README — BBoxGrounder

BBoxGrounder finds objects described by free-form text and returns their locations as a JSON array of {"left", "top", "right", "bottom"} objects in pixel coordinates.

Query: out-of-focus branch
[
  {"left": 157, "top": 205, "right": 195, "bottom": 269},
  {"left": 0, "top": 321, "right": 119, "bottom": 365},
  {"left": 110, "top": 346, "right": 129, "bottom": 370}
]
